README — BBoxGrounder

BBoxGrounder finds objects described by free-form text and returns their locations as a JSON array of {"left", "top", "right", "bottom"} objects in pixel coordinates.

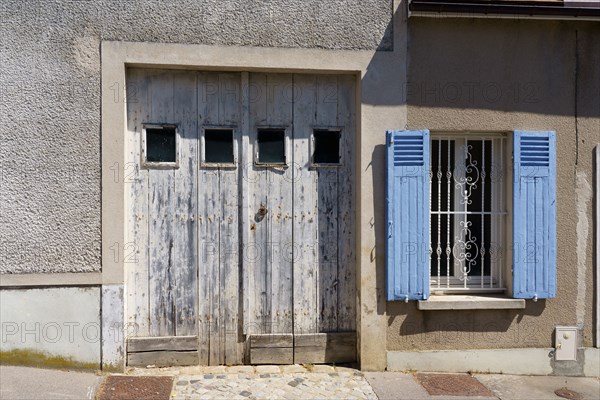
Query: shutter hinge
[{"left": 388, "top": 221, "right": 393, "bottom": 238}]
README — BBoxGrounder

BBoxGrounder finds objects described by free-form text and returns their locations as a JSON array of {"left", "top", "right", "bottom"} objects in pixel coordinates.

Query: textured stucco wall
[
  {"left": 387, "top": 18, "right": 600, "bottom": 350},
  {"left": 0, "top": 0, "right": 393, "bottom": 274}
]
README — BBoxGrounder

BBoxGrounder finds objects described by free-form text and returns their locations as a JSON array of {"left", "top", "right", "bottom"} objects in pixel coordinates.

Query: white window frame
[
  {"left": 254, "top": 126, "right": 291, "bottom": 167},
  {"left": 310, "top": 127, "right": 343, "bottom": 168},
  {"left": 141, "top": 123, "right": 180, "bottom": 169},
  {"left": 429, "top": 133, "right": 511, "bottom": 294},
  {"left": 200, "top": 126, "right": 238, "bottom": 168}
]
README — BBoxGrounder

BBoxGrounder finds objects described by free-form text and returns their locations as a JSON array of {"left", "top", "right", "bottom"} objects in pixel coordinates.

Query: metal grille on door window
[{"left": 429, "top": 135, "right": 507, "bottom": 292}]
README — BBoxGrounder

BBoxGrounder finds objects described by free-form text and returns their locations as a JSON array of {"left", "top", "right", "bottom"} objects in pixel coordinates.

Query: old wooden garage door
[{"left": 125, "top": 69, "right": 355, "bottom": 366}]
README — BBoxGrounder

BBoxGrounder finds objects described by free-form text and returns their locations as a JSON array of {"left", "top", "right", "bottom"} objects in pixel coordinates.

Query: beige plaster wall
[{"left": 386, "top": 18, "right": 600, "bottom": 350}]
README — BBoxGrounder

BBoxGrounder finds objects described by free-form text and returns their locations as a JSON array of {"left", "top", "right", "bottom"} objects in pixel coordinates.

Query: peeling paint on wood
[{"left": 126, "top": 69, "right": 356, "bottom": 366}]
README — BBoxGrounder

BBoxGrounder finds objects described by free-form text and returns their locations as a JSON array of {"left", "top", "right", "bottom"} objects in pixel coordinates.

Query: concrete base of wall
[
  {"left": 583, "top": 348, "right": 599, "bottom": 378},
  {"left": 101, "top": 284, "right": 125, "bottom": 372},
  {"left": 387, "top": 348, "right": 600, "bottom": 377},
  {"left": 0, "top": 287, "right": 101, "bottom": 369}
]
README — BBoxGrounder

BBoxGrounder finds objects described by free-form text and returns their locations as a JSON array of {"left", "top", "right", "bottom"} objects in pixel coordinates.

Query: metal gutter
[{"left": 596, "top": 145, "right": 600, "bottom": 348}]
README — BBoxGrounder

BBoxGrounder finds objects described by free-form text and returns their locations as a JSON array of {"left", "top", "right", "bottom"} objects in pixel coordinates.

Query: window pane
[
  {"left": 430, "top": 139, "right": 455, "bottom": 278},
  {"left": 205, "top": 129, "right": 234, "bottom": 164},
  {"left": 257, "top": 129, "right": 285, "bottom": 164},
  {"left": 146, "top": 127, "right": 176, "bottom": 163},
  {"left": 313, "top": 130, "right": 340, "bottom": 164},
  {"left": 429, "top": 136, "right": 506, "bottom": 288}
]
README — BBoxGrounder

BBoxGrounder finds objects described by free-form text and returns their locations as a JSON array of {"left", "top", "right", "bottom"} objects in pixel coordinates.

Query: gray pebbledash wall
[{"left": 0, "top": 0, "right": 393, "bottom": 274}]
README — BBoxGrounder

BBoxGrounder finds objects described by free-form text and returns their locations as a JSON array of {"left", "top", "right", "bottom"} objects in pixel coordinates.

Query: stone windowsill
[{"left": 417, "top": 295, "right": 526, "bottom": 310}]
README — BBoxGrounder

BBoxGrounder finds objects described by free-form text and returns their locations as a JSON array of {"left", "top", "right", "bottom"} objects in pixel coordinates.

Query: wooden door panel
[
  {"left": 126, "top": 68, "right": 151, "bottom": 338},
  {"left": 292, "top": 74, "right": 356, "bottom": 334},
  {"left": 126, "top": 69, "right": 356, "bottom": 366},
  {"left": 126, "top": 68, "right": 201, "bottom": 341},
  {"left": 146, "top": 71, "right": 177, "bottom": 337},
  {"left": 336, "top": 74, "right": 357, "bottom": 332},
  {"left": 314, "top": 74, "right": 341, "bottom": 333},
  {"left": 291, "top": 74, "right": 319, "bottom": 335},
  {"left": 246, "top": 73, "right": 294, "bottom": 336},
  {"left": 197, "top": 72, "right": 243, "bottom": 365},
  {"left": 172, "top": 70, "right": 199, "bottom": 337}
]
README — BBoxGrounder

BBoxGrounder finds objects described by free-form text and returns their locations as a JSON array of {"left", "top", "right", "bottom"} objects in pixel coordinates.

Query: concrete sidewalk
[
  {"left": 365, "top": 371, "right": 600, "bottom": 400},
  {"left": 0, "top": 365, "right": 102, "bottom": 400},
  {"left": 0, "top": 364, "right": 598, "bottom": 399}
]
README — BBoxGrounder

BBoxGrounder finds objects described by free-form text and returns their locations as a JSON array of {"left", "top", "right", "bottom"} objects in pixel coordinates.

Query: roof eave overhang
[{"left": 408, "top": 1, "right": 600, "bottom": 20}]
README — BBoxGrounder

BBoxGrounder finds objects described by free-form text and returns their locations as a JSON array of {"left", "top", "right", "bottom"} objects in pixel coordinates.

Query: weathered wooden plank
[
  {"left": 241, "top": 72, "right": 252, "bottom": 346},
  {"left": 125, "top": 67, "right": 137, "bottom": 336},
  {"left": 218, "top": 72, "right": 242, "bottom": 365},
  {"left": 173, "top": 70, "right": 199, "bottom": 337},
  {"left": 243, "top": 73, "right": 271, "bottom": 334},
  {"left": 336, "top": 74, "right": 356, "bottom": 331},
  {"left": 250, "top": 347, "right": 293, "bottom": 365},
  {"left": 265, "top": 73, "right": 294, "bottom": 337},
  {"left": 294, "top": 332, "right": 356, "bottom": 364},
  {"left": 148, "top": 170, "right": 176, "bottom": 337},
  {"left": 249, "top": 334, "right": 293, "bottom": 348},
  {"left": 293, "top": 344, "right": 356, "bottom": 364},
  {"left": 207, "top": 72, "right": 225, "bottom": 366},
  {"left": 198, "top": 72, "right": 223, "bottom": 365},
  {"left": 315, "top": 74, "right": 340, "bottom": 333},
  {"left": 125, "top": 68, "right": 150, "bottom": 338},
  {"left": 291, "top": 74, "right": 319, "bottom": 335},
  {"left": 148, "top": 71, "right": 176, "bottom": 337},
  {"left": 294, "top": 332, "right": 356, "bottom": 347},
  {"left": 128, "top": 336, "right": 198, "bottom": 352},
  {"left": 128, "top": 351, "right": 199, "bottom": 367},
  {"left": 196, "top": 72, "right": 210, "bottom": 365}
]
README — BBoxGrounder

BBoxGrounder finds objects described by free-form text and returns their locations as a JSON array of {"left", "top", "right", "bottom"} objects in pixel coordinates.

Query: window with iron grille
[
  {"left": 386, "top": 129, "right": 555, "bottom": 302},
  {"left": 429, "top": 134, "right": 508, "bottom": 293}
]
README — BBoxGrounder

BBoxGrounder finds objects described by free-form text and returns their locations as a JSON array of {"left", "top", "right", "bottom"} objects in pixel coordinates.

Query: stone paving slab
[
  {"left": 169, "top": 368, "right": 377, "bottom": 400},
  {"left": 125, "top": 365, "right": 600, "bottom": 400}
]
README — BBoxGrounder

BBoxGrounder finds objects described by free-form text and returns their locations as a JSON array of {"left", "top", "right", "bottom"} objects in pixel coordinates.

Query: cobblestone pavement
[{"left": 128, "top": 365, "right": 378, "bottom": 400}]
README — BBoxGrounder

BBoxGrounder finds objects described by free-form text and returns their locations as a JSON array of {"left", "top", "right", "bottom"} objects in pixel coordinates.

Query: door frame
[{"left": 100, "top": 39, "right": 407, "bottom": 371}]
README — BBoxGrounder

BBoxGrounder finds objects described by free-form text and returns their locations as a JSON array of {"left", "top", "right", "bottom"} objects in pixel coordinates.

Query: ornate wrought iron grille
[{"left": 429, "top": 135, "right": 507, "bottom": 292}]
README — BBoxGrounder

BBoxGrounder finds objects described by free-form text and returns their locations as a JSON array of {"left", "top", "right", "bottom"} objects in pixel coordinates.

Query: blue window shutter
[
  {"left": 513, "top": 130, "right": 556, "bottom": 299},
  {"left": 386, "top": 130, "right": 430, "bottom": 301}
]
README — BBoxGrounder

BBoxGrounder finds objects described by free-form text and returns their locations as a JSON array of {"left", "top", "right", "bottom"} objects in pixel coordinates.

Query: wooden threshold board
[
  {"left": 249, "top": 332, "right": 356, "bottom": 365},
  {"left": 127, "top": 336, "right": 199, "bottom": 367},
  {"left": 249, "top": 334, "right": 293, "bottom": 364}
]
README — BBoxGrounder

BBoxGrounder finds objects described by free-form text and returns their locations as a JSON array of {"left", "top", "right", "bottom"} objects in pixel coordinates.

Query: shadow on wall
[
  {"left": 362, "top": 2, "right": 406, "bottom": 107},
  {"left": 360, "top": 0, "right": 408, "bottom": 321},
  {"left": 371, "top": 144, "right": 388, "bottom": 318},
  {"left": 387, "top": 301, "right": 548, "bottom": 349},
  {"left": 406, "top": 18, "right": 600, "bottom": 117}
]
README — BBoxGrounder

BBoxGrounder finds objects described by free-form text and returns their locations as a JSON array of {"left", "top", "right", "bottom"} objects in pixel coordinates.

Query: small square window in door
[
  {"left": 257, "top": 129, "right": 286, "bottom": 165},
  {"left": 313, "top": 129, "right": 341, "bottom": 165},
  {"left": 204, "top": 129, "right": 235, "bottom": 164},
  {"left": 145, "top": 126, "right": 177, "bottom": 165}
]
